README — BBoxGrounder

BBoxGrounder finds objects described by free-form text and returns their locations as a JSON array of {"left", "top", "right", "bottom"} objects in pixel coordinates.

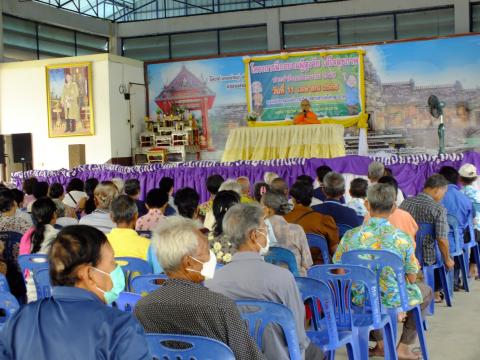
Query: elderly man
[
  {"left": 368, "top": 161, "right": 404, "bottom": 205},
  {"left": 237, "top": 176, "right": 255, "bottom": 203},
  {"left": 134, "top": 216, "right": 264, "bottom": 360},
  {"left": 312, "top": 172, "right": 362, "bottom": 229},
  {"left": 334, "top": 183, "right": 433, "bottom": 360},
  {"left": 107, "top": 195, "right": 150, "bottom": 261},
  {"left": 293, "top": 99, "right": 321, "bottom": 125},
  {"left": 205, "top": 203, "right": 323, "bottom": 360},
  {"left": 79, "top": 181, "right": 118, "bottom": 233}
]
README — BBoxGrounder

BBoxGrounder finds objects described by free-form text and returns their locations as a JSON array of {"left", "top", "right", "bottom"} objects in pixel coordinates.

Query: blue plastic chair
[
  {"left": 235, "top": 300, "right": 302, "bottom": 360},
  {"left": 0, "top": 231, "right": 25, "bottom": 301},
  {"left": 463, "top": 213, "right": 480, "bottom": 280},
  {"left": 18, "top": 254, "right": 49, "bottom": 277},
  {"left": 447, "top": 214, "right": 469, "bottom": 293},
  {"left": 113, "top": 292, "right": 142, "bottom": 312},
  {"left": 137, "top": 230, "right": 153, "bottom": 239},
  {"left": 337, "top": 223, "right": 353, "bottom": 239},
  {"left": 295, "top": 277, "right": 359, "bottom": 360},
  {"left": 416, "top": 223, "right": 452, "bottom": 314},
  {"left": 0, "top": 273, "right": 10, "bottom": 292},
  {"left": 145, "top": 333, "right": 235, "bottom": 360},
  {"left": 33, "top": 268, "right": 52, "bottom": 299},
  {"left": 264, "top": 246, "right": 300, "bottom": 276},
  {"left": 0, "top": 291, "right": 20, "bottom": 326},
  {"left": 308, "top": 264, "right": 398, "bottom": 360},
  {"left": 130, "top": 274, "right": 168, "bottom": 295},
  {"left": 306, "top": 233, "right": 331, "bottom": 264},
  {"left": 341, "top": 250, "right": 430, "bottom": 360},
  {"left": 115, "top": 257, "right": 153, "bottom": 291}
]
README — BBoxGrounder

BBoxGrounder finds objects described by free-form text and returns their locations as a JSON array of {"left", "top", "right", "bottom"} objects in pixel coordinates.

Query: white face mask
[
  {"left": 255, "top": 229, "right": 270, "bottom": 256},
  {"left": 188, "top": 250, "right": 217, "bottom": 280}
]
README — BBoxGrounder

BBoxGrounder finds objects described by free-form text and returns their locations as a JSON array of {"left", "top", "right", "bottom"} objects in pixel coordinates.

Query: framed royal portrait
[{"left": 46, "top": 62, "right": 94, "bottom": 137}]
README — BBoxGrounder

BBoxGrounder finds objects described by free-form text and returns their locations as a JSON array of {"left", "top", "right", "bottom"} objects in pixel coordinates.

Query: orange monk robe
[{"left": 293, "top": 111, "right": 322, "bottom": 125}]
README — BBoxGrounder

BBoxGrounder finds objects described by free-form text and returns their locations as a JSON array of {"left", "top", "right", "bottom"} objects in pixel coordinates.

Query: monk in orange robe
[{"left": 293, "top": 99, "right": 322, "bottom": 125}]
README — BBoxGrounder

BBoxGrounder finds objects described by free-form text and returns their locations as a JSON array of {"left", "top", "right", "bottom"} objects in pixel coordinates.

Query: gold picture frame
[{"left": 46, "top": 62, "right": 94, "bottom": 137}]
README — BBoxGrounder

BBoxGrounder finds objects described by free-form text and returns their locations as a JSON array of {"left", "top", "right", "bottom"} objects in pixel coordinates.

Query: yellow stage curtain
[{"left": 221, "top": 124, "right": 345, "bottom": 162}]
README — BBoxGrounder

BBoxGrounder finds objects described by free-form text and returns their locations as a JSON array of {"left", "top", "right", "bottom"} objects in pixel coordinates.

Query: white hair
[
  {"left": 152, "top": 216, "right": 200, "bottom": 273},
  {"left": 263, "top": 172, "right": 279, "bottom": 185},
  {"left": 218, "top": 179, "right": 242, "bottom": 196},
  {"left": 367, "top": 162, "right": 385, "bottom": 182},
  {"left": 111, "top": 178, "right": 125, "bottom": 194}
]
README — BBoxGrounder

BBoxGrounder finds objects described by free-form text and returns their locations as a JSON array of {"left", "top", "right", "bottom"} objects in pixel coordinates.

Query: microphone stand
[{"left": 438, "top": 114, "right": 445, "bottom": 155}]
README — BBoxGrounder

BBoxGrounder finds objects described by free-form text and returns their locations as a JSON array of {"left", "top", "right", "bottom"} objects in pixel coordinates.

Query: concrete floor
[{"left": 334, "top": 279, "right": 480, "bottom": 360}]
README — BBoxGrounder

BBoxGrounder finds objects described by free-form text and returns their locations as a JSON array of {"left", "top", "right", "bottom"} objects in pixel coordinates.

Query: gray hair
[
  {"left": 223, "top": 203, "right": 263, "bottom": 249},
  {"left": 424, "top": 174, "right": 449, "bottom": 189},
  {"left": 367, "top": 183, "right": 395, "bottom": 213},
  {"left": 219, "top": 179, "right": 242, "bottom": 196},
  {"left": 53, "top": 199, "right": 65, "bottom": 218},
  {"left": 94, "top": 181, "right": 119, "bottom": 210},
  {"left": 110, "top": 195, "right": 138, "bottom": 223},
  {"left": 368, "top": 161, "right": 385, "bottom": 181},
  {"left": 323, "top": 172, "right": 345, "bottom": 198},
  {"left": 111, "top": 178, "right": 125, "bottom": 194},
  {"left": 263, "top": 172, "right": 279, "bottom": 185},
  {"left": 152, "top": 216, "right": 200, "bottom": 273},
  {"left": 262, "top": 191, "right": 290, "bottom": 215}
]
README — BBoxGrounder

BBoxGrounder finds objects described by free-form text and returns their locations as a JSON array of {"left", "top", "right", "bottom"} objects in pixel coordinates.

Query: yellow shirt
[
  {"left": 240, "top": 195, "right": 255, "bottom": 203},
  {"left": 107, "top": 228, "right": 150, "bottom": 261}
]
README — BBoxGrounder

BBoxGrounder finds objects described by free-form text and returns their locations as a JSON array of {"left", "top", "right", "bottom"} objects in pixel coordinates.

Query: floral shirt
[
  {"left": 0, "top": 214, "right": 32, "bottom": 234},
  {"left": 198, "top": 198, "right": 213, "bottom": 217},
  {"left": 333, "top": 217, "right": 422, "bottom": 308},
  {"left": 135, "top": 208, "right": 165, "bottom": 231},
  {"left": 346, "top": 197, "right": 368, "bottom": 217},
  {"left": 209, "top": 233, "right": 236, "bottom": 264},
  {"left": 461, "top": 184, "right": 480, "bottom": 231}
]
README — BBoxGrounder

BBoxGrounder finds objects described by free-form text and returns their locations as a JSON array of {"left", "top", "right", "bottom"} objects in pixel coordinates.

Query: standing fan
[{"left": 428, "top": 95, "right": 445, "bottom": 155}]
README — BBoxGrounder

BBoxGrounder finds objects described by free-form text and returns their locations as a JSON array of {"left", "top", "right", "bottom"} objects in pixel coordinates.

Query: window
[
  {"left": 2, "top": 16, "right": 37, "bottom": 61},
  {"left": 339, "top": 14, "right": 394, "bottom": 44},
  {"left": 219, "top": 26, "right": 267, "bottom": 54},
  {"left": 123, "top": 36, "right": 170, "bottom": 61},
  {"left": 171, "top": 31, "right": 218, "bottom": 59},
  {"left": 76, "top": 33, "right": 109, "bottom": 55},
  {"left": 396, "top": 7, "right": 454, "bottom": 39},
  {"left": 283, "top": 20, "right": 338, "bottom": 49},
  {"left": 38, "top": 24, "right": 75, "bottom": 58},
  {"left": 471, "top": 3, "right": 480, "bottom": 32}
]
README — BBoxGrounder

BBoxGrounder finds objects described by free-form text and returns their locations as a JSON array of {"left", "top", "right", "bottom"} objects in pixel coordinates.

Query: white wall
[{"left": 0, "top": 53, "right": 144, "bottom": 170}]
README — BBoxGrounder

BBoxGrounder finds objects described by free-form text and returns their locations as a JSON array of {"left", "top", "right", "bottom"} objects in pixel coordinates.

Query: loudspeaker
[
  {"left": 0, "top": 135, "right": 5, "bottom": 165},
  {"left": 68, "top": 144, "right": 86, "bottom": 169},
  {"left": 11, "top": 133, "right": 32, "bottom": 163}
]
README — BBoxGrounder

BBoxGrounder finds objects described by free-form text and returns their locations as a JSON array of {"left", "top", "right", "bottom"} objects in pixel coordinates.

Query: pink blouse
[{"left": 20, "top": 227, "right": 35, "bottom": 255}]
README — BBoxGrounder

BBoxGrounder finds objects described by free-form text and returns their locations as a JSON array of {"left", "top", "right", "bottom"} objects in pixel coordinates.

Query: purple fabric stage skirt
[{"left": 12, "top": 152, "right": 480, "bottom": 202}]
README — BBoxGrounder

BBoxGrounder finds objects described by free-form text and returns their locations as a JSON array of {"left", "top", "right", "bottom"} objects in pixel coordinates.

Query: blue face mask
[{"left": 91, "top": 265, "right": 125, "bottom": 304}]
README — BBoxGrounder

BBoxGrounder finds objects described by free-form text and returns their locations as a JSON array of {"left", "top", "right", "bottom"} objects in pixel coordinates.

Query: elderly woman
[
  {"left": 261, "top": 191, "right": 312, "bottom": 276},
  {"left": 79, "top": 181, "right": 119, "bottom": 233},
  {"left": 0, "top": 225, "right": 149, "bottom": 359},
  {"left": 134, "top": 216, "right": 265, "bottom": 360}
]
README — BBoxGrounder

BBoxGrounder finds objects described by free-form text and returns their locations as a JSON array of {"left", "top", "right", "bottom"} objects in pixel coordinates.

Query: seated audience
[
  {"left": 237, "top": 176, "right": 255, "bottom": 203},
  {"left": 262, "top": 190, "right": 312, "bottom": 276},
  {"left": 0, "top": 189, "right": 32, "bottom": 234},
  {"left": 174, "top": 187, "right": 200, "bottom": 220},
  {"left": 210, "top": 190, "right": 241, "bottom": 263},
  {"left": 111, "top": 178, "right": 125, "bottom": 194},
  {"left": 0, "top": 225, "right": 149, "bottom": 359},
  {"left": 346, "top": 178, "right": 369, "bottom": 217},
  {"left": 253, "top": 182, "right": 270, "bottom": 202},
  {"left": 400, "top": 174, "right": 454, "bottom": 270},
  {"left": 313, "top": 165, "right": 345, "bottom": 203},
  {"left": 63, "top": 178, "right": 88, "bottom": 213},
  {"left": 83, "top": 177, "right": 99, "bottom": 215},
  {"left": 368, "top": 161, "right": 404, "bottom": 205},
  {"left": 49, "top": 183, "right": 76, "bottom": 223},
  {"left": 159, "top": 177, "right": 177, "bottom": 215},
  {"left": 458, "top": 163, "right": 480, "bottom": 277},
  {"left": 136, "top": 188, "right": 168, "bottom": 231},
  {"left": 27, "top": 181, "right": 49, "bottom": 213},
  {"left": 206, "top": 203, "right": 323, "bottom": 360},
  {"left": 79, "top": 181, "right": 118, "bottom": 233},
  {"left": 134, "top": 216, "right": 265, "bottom": 360},
  {"left": 20, "top": 197, "right": 58, "bottom": 302},
  {"left": 364, "top": 176, "right": 418, "bottom": 241},
  {"left": 296, "top": 175, "right": 321, "bottom": 206},
  {"left": 312, "top": 172, "right": 362, "bottom": 228},
  {"left": 125, "top": 179, "right": 148, "bottom": 217},
  {"left": 334, "top": 183, "right": 432, "bottom": 360},
  {"left": 107, "top": 195, "right": 150, "bottom": 261},
  {"left": 270, "top": 177, "right": 288, "bottom": 197},
  {"left": 218, "top": 179, "right": 242, "bottom": 197},
  {"left": 263, "top": 171, "right": 279, "bottom": 185},
  {"left": 22, "top": 177, "right": 38, "bottom": 209},
  {"left": 284, "top": 181, "right": 339, "bottom": 261},
  {"left": 11, "top": 188, "right": 33, "bottom": 226},
  {"left": 198, "top": 174, "right": 224, "bottom": 218}
]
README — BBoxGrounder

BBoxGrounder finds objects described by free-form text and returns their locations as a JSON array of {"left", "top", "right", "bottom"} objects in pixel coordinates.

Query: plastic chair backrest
[
  {"left": 0, "top": 273, "right": 10, "bottom": 292},
  {"left": 18, "top": 254, "right": 49, "bottom": 275},
  {"left": 33, "top": 268, "right": 52, "bottom": 299},
  {"left": 130, "top": 274, "right": 168, "bottom": 295},
  {"left": 415, "top": 223, "right": 436, "bottom": 266},
  {"left": 447, "top": 214, "right": 462, "bottom": 255},
  {"left": 341, "top": 249, "right": 410, "bottom": 311},
  {"left": 307, "top": 264, "right": 382, "bottom": 330},
  {"left": 113, "top": 292, "right": 142, "bottom": 312},
  {"left": 235, "top": 299, "right": 301, "bottom": 360},
  {"left": 264, "top": 246, "right": 300, "bottom": 276},
  {"left": 0, "top": 291, "right": 20, "bottom": 325},
  {"left": 145, "top": 333, "right": 235, "bottom": 360},
  {"left": 337, "top": 223, "right": 353, "bottom": 238},
  {"left": 295, "top": 277, "right": 339, "bottom": 345},
  {"left": 115, "top": 257, "right": 153, "bottom": 290},
  {"left": 137, "top": 230, "right": 152, "bottom": 239},
  {"left": 306, "top": 233, "right": 331, "bottom": 264}
]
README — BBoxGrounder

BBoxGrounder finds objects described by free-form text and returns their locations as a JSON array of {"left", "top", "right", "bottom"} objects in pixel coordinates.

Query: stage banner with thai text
[{"left": 244, "top": 50, "right": 367, "bottom": 127}]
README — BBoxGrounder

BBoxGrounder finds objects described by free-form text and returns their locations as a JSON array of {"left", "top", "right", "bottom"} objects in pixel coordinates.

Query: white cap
[{"left": 459, "top": 164, "right": 477, "bottom": 178}]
